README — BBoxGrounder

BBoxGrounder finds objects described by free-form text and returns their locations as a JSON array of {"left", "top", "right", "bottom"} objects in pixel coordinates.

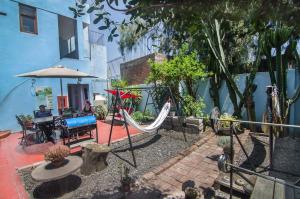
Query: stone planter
[
  {"left": 51, "top": 158, "right": 65, "bottom": 167},
  {"left": 169, "top": 111, "right": 176, "bottom": 117}
]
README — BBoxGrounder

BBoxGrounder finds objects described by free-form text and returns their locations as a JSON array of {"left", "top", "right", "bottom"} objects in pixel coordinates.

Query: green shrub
[
  {"left": 94, "top": 105, "right": 107, "bottom": 120},
  {"left": 182, "top": 95, "right": 205, "bottom": 117},
  {"left": 132, "top": 110, "right": 154, "bottom": 123}
]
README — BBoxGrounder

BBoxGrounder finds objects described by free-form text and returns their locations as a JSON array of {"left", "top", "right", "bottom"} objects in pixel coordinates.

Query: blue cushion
[{"left": 65, "top": 115, "right": 96, "bottom": 128}]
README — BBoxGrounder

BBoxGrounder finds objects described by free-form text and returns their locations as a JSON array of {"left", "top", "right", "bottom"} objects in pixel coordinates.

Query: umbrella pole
[{"left": 60, "top": 78, "right": 64, "bottom": 114}]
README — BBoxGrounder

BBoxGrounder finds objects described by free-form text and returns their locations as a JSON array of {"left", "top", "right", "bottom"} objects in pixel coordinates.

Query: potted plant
[
  {"left": 19, "top": 114, "right": 33, "bottom": 129},
  {"left": 218, "top": 113, "right": 242, "bottom": 135},
  {"left": 184, "top": 187, "right": 201, "bottom": 199},
  {"left": 94, "top": 105, "right": 107, "bottom": 120},
  {"left": 119, "top": 164, "right": 132, "bottom": 192},
  {"left": 44, "top": 145, "right": 70, "bottom": 167},
  {"left": 217, "top": 136, "right": 234, "bottom": 160}
]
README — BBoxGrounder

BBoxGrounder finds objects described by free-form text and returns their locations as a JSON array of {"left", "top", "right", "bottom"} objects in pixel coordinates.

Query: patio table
[
  {"left": 31, "top": 156, "right": 82, "bottom": 182},
  {"left": 33, "top": 116, "right": 54, "bottom": 124}
]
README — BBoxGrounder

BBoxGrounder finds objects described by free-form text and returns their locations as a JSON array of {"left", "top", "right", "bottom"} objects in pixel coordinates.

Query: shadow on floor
[
  {"left": 33, "top": 175, "right": 81, "bottom": 198},
  {"left": 112, "top": 134, "right": 162, "bottom": 153},
  {"left": 90, "top": 186, "right": 168, "bottom": 199},
  {"left": 240, "top": 136, "right": 267, "bottom": 170}
]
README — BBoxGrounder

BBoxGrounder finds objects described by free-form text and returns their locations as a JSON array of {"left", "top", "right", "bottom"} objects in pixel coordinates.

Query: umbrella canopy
[
  {"left": 16, "top": 65, "right": 98, "bottom": 78},
  {"left": 105, "top": 89, "right": 140, "bottom": 99},
  {"left": 16, "top": 65, "right": 98, "bottom": 113}
]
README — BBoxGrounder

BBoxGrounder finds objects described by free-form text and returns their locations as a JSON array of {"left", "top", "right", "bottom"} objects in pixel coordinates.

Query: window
[
  {"left": 19, "top": 4, "right": 37, "bottom": 34},
  {"left": 58, "top": 15, "right": 79, "bottom": 59}
]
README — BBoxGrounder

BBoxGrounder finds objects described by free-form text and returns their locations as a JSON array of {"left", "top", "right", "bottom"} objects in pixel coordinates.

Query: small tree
[{"left": 147, "top": 44, "right": 210, "bottom": 101}]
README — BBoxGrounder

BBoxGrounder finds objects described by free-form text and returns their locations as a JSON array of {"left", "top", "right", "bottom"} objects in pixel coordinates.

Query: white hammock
[{"left": 119, "top": 102, "right": 171, "bottom": 133}]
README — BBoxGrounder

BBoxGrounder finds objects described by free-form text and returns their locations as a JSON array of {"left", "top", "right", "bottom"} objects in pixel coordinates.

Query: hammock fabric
[{"left": 119, "top": 102, "right": 171, "bottom": 133}]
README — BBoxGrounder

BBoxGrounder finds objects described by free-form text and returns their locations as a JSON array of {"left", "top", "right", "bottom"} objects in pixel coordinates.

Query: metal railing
[{"left": 213, "top": 118, "right": 300, "bottom": 198}]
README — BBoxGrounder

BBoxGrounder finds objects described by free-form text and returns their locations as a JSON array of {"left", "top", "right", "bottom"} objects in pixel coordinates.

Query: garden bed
[{"left": 19, "top": 129, "right": 201, "bottom": 199}]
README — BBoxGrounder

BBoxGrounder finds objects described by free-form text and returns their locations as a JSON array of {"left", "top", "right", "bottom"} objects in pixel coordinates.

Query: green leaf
[
  {"left": 111, "top": 27, "right": 117, "bottom": 34},
  {"left": 69, "top": 7, "right": 77, "bottom": 12},
  {"left": 87, "top": 7, "right": 95, "bottom": 13},
  {"left": 108, "top": 34, "right": 113, "bottom": 42},
  {"left": 98, "top": 26, "right": 108, "bottom": 30},
  {"left": 93, "top": 15, "right": 103, "bottom": 24}
]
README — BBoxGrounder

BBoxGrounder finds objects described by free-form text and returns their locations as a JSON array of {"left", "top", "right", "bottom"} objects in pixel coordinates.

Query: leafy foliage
[
  {"left": 147, "top": 44, "right": 210, "bottom": 100},
  {"left": 111, "top": 79, "right": 128, "bottom": 88},
  {"left": 219, "top": 113, "right": 241, "bottom": 130},
  {"left": 19, "top": 114, "right": 33, "bottom": 123},
  {"left": 182, "top": 95, "right": 205, "bottom": 118},
  {"left": 131, "top": 110, "right": 154, "bottom": 123}
]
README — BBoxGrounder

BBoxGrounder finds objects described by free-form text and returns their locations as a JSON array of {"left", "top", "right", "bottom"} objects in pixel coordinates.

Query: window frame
[{"left": 19, "top": 4, "right": 38, "bottom": 35}]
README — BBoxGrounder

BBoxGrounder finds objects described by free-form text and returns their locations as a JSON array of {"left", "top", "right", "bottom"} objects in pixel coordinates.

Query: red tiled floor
[{"left": 0, "top": 121, "right": 140, "bottom": 199}]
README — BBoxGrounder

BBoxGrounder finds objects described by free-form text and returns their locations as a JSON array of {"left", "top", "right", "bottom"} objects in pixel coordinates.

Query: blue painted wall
[
  {"left": 135, "top": 70, "right": 300, "bottom": 128},
  {"left": 0, "top": 0, "right": 106, "bottom": 131}
]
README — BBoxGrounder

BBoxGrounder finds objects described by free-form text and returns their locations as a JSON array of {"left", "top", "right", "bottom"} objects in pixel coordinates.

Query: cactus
[{"left": 261, "top": 23, "right": 300, "bottom": 133}]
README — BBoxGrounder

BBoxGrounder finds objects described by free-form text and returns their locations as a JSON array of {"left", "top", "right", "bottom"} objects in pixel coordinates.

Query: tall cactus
[
  {"left": 261, "top": 23, "right": 300, "bottom": 133},
  {"left": 202, "top": 19, "right": 260, "bottom": 121}
]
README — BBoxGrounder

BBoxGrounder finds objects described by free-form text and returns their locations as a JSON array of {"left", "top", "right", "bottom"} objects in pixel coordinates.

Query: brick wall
[{"left": 120, "top": 53, "right": 166, "bottom": 85}]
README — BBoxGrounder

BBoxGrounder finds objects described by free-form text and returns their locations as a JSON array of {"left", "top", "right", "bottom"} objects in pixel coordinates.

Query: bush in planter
[
  {"left": 182, "top": 95, "right": 205, "bottom": 118},
  {"left": 94, "top": 105, "right": 107, "bottom": 120},
  {"left": 44, "top": 145, "right": 70, "bottom": 166},
  {"left": 219, "top": 113, "right": 242, "bottom": 132}
]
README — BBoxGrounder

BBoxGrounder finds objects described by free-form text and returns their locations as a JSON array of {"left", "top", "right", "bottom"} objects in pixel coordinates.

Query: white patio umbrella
[{"left": 16, "top": 65, "right": 98, "bottom": 113}]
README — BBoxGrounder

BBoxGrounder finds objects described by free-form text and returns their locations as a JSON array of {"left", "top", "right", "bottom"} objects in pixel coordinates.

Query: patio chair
[{"left": 16, "top": 115, "right": 45, "bottom": 146}]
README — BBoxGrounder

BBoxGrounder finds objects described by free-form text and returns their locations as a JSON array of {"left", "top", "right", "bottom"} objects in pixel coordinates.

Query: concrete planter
[{"left": 162, "top": 116, "right": 203, "bottom": 134}]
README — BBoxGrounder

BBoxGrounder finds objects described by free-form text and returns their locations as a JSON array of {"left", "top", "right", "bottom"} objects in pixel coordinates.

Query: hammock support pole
[
  {"left": 108, "top": 88, "right": 137, "bottom": 167},
  {"left": 107, "top": 86, "right": 179, "bottom": 167}
]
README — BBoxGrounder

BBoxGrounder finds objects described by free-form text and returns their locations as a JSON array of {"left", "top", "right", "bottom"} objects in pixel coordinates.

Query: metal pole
[
  {"left": 227, "top": 163, "right": 300, "bottom": 190},
  {"left": 232, "top": 128, "right": 256, "bottom": 171},
  {"left": 143, "top": 91, "right": 150, "bottom": 114},
  {"left": 118, "top": 89, "right": 137, "bottom": 167},
  {"left": 266, "top": 86, "right": 273, "bottom": 170},
  {"left": 230, "top": 121, "right": 233, "bottom": 199},
  {"left": 60, "top": 78, "right": 64, "bottom": 114},
  {"left": 108, "top": 88, "right": 118, "bottom": 146}
]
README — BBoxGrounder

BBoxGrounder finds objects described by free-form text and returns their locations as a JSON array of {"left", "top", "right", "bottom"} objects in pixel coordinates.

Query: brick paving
[{"left": 142, "top": 130, "right": 250, "bottom": 196}]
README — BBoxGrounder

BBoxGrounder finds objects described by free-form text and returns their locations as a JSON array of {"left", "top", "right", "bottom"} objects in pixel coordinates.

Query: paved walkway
[
  {"left": 0, "top": 121, "right": 139, "bottom": 199},
  {"left": 142, "top": 130, "right": 249, "bottom": 197}
]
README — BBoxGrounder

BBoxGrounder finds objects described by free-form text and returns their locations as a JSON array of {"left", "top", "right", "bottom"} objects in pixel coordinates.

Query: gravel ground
[
  {"left": 19, "top": 129, "right": 202, "bottom": 199},
  {"left": 271, "top": 136, "right": 300, "bottom": 183}
]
